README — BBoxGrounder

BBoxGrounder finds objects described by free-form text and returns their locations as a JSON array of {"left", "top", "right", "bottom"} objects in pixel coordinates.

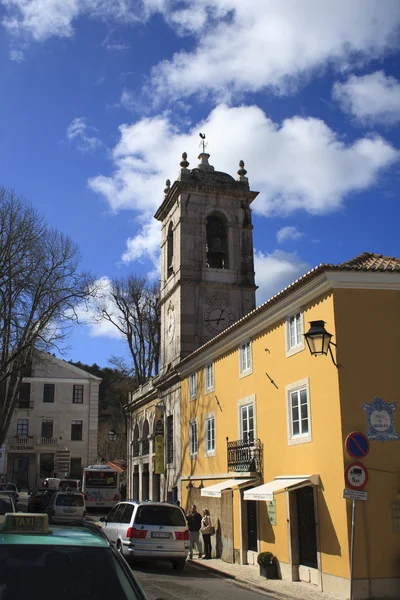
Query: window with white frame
[
  {"left": 239, "top": 341, "right": 252, "bottom": 376},
  {"left": 240, "top": 404, "right": 255, "bottom": 444},
  {"left": 286, "top": 379, "right": 312, "bottom": 445},
  {"left": 189, "top": 372, "right": 197, "bottom": 400},
  {"left": 205, "top": 362, "right": 214, "bottom": 392},
  {"left": 205, "top": 414, "right": 215, "bottom": 454},
  {"left": 286, "top": 311, "right": 304, "bottom": 356},
  {"left": 190, "top": 420, "right": 198, "bottom": 456}
]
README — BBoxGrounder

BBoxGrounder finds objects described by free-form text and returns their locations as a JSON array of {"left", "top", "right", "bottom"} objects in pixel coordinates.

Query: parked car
[
  {"left": 100, "top": 501, "right": 189, "bottom": 570},
  {"left": 28, "top": 488, "right": 57, "bottom": 512},
  {"left": 0, "top": 494, "right": 17, "bottom": 516},
  {"left": 42, "top": 478, "right": 61, "bottom": 489},
  {"left": 0, "top": 483, "right": 19, "bottom": 504},
  {"left": 46, "top": 491, "right": 86, "bottom": 523}
]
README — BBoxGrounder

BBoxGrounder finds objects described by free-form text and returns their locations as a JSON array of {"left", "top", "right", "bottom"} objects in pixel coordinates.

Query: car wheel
[
  {"left": 172, "top": 559, "right": 186, "bottom": 571},
  {"left": 117, "top": 541, "right": 124, "bottom": 556}
]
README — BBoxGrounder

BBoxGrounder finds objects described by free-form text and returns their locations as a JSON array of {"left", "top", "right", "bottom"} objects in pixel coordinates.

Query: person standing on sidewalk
[
  {"left": 200, "top": 508, "right": 212, "bottom": 559},
  {"left": 186, "top": 504, "right": 202, "bottom": 559}
]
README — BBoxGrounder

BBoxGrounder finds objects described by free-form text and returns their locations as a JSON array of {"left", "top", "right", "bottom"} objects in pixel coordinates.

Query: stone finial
[
  {"left": 197, "top": 152, "right": 215, "bottom": 172},
  {"left": 237, "top": 159, "right": 248, "bottom": 182},
  {"left": 164, "top": 179, "right": 171, "bottom": 195},
  {"left": 180, "top": 152, "right": 189, "bottom": 169}
]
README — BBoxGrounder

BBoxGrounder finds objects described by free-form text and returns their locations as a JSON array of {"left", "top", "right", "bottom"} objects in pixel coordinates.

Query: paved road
[{"left": 131, "top": 560, "right": 275, "bottom": 600}]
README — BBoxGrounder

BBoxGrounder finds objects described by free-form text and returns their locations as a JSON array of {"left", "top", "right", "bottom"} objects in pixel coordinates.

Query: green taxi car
[{"left": 0, "top": 512, "right": 148, "bottom": 599}]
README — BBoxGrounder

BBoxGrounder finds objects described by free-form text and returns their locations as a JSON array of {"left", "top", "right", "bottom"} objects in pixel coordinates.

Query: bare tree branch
[{"left": 0, "top": 186, "right": 96, "bottom": 445}]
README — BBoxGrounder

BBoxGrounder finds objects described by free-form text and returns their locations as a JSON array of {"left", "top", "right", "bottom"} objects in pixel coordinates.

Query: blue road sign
[{"left": 345, "top": 431, "right": 370, "bottom": 459}]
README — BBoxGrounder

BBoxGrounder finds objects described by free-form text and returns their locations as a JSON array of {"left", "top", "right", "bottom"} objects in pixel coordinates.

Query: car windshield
[
  {"left": 135, "top": 505, "right": 186, "bottom": 527},
  {"left": 56, "top": 494, "right": 84, "bottom": 507},
  {"left": 0, "top": 498, "right": 13, "bottom": 514},
  {"left": 0, "top": 546, "right": 142, "bottom": 599},
  {"left": 59, "top": 481, "right": 79, "bottom": 491}
]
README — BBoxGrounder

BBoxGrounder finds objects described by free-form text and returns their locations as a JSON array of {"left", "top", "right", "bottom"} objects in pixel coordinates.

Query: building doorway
[
  {"left": 153, "top": 473, "right": 160, "bottom": 501},
  {"left": 40, "top": 453, "right": 54, "bottom": 480},
  {"left": 142, "top": 464, "right": 149, "bottom": 500},
  {"left": 247, "top": 500, "right": 258, "bottom": 552},
  {"left": 296, "top": 486, "right": 318, "bottom": 569},
  {"left": 133, "top": 465, "right": 139, "bottom": 500},
  {"left": 12, "top": 456, "right": 29, "bottom": 490}
]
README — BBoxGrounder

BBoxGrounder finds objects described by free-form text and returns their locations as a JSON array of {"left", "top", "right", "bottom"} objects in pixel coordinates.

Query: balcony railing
[
  {"left": 132, "top": 441, "right": 140, "bottom": 457},
  {"left": 13, "top": 435, "right": 34, "bottom": 444},
  {"left": 141, "top": 438, "right": 150, "bottom": 456},
  {"left": 37, "top": 437, "right": 58, "bottom": 446},
  {"left": 227, "top": 437, "right": 262, "bottom": 473}
]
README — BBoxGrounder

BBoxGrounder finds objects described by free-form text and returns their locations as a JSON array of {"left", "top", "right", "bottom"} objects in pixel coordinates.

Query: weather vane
[{"left": 199, "top": 132, "right": 207, "bottom": 153}]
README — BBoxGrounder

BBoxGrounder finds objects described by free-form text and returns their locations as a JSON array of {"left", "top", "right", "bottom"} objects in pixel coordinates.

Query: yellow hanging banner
[{"left": 154, "top": 405, "right": 165, "bottom": 475}]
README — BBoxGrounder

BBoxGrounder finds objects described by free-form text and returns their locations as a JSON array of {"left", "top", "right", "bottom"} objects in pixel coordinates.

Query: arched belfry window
[
  {"left": 167, "top": 222, "right": 174, "bottom": 276},
  {"left": 206, "top": 214, "right": 229, "bottom": 269}
]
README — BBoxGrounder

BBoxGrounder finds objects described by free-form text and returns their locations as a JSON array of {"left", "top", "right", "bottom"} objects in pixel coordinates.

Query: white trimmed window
[
  {"left": 240, "top": 403, "right": 255, "bottom": 444},
  {"left": 286, "top": 378, "right": 312, "bottom": 446},
  {"left": 190, "top": 420, "right": 198, "bottom": 456},
  {"left": 239, "top": 341, "right": 252, "bottom": 376},
  {"left": 205, "top": 363, "right": 214, "bottom": 392},
  {"left": 285, "top": 311, "right": 304, "bottom": 357},
  {"left": 205, "top": 413, "right": 216, "bottom": 455},
  {"left": 189, "top": 372, "right": 197, "bottom": 400}
]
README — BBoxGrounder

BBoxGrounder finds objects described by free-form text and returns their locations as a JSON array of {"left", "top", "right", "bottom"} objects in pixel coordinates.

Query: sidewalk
[{"left": 189, "top": 554, "right": 339, "bottom": 600}]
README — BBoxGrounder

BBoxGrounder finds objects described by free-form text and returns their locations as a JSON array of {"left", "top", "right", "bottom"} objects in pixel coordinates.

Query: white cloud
[
  {"left": 121, "top": 218, "right": 161, "bottom": 276},
  {"left": 67, "top": 117, "right": 101, "bottom": 153},
  {"left": 1, "top": 0, "right": 145, "bottom": 41},
  {"left": 333, "top": 71, "right": 400, "bottom": 125},
  {"left": 254, "top": 250, "right": 310, "bottom": 305},
  {"left": 148, "top": 0, "right": 400, "bottom": 103},
  {"left": 9, "top": 48, "right": 24, "bottom": 62},
  {"left": 277, "top": 226, "right": 304, "bottom": 244},
  {"left": 89, "top": 105, "right": 398, "bottom": 265}
]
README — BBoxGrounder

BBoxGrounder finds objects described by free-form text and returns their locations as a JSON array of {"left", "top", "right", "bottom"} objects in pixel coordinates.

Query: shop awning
[
  {"left": 243, "top": 474, "right": 320, "bottom": 501},
  {"left": 201, "top": 478, "right": 255, "bottom": 498}
]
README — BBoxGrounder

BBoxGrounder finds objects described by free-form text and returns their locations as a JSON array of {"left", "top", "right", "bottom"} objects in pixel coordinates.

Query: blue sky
[{"left": 1, "top": 1, "right": 400, "bottom": 368}]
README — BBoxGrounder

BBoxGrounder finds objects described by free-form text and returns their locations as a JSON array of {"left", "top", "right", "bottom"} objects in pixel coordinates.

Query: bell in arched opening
[{"left": 206, "top": 215, "right": 228, "bottom": 269}]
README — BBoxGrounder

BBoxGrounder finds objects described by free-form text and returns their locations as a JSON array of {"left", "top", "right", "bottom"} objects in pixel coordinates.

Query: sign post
[{"left": 344, "top": 432, "right": 370, "bottom": 600}]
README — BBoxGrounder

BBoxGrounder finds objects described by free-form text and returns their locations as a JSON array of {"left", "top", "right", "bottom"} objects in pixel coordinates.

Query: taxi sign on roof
[{"left": 2, "top": 513, "right": 49, "bottom": 534}]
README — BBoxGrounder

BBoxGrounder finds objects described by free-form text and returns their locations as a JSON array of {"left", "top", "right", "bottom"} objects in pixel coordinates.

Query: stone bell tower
[{"left": 155, "top": 148, "right": 258, "bottom": 371}]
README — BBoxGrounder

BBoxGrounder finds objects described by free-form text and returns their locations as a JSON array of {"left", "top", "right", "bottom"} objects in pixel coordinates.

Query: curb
[{"left": 189, "top": 560, "right": 296, "bottom": 600}]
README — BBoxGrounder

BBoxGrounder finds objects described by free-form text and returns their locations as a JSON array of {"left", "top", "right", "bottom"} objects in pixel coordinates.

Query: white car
[
  {"left": 46, "top": 491, "right": 86, "bottom": 523},
  {"left": 101, "top": 501, "right": 189, "bottom": 570}
]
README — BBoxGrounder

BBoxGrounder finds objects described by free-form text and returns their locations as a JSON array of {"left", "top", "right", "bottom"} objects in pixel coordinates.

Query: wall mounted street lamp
[
  {"left": 304, "top": 320, "right": 341, "bottom": 368},
  {"left": 108, "top": 429, "right": 118, "bottom": 442}
]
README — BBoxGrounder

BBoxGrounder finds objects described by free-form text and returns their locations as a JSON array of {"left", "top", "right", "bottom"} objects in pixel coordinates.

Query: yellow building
[{"left": 179, "top": 252, "right": 400, "bottom": 600}]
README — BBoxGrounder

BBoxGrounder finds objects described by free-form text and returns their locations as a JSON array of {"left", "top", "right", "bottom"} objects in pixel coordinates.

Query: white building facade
[{"left": 2, "top": 354, "right": 101, "bottom": 490}]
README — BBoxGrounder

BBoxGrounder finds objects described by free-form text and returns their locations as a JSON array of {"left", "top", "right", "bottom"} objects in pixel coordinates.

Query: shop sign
[
  {"left": 267, "top": 500, "right": 277, "bottom": 525},
  {"left": 362, "top": 397, "right": 399, "bottom": 442},
  {"left": 154, "top": 404, "right": 164, "bottom": 475},
  {"left": 9, "top": 444, "right": 35, "bottom": 452}
]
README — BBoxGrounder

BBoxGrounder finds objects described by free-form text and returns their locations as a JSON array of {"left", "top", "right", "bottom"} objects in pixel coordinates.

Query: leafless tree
[
  {"left": 0, "top": 186, "right": 95, "bottom": 445},
  {"left": 100, "top": 276, "right": 160, "bottom": 385}
]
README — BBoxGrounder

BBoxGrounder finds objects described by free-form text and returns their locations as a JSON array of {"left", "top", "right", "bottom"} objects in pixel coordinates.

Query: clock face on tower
[
  {"left": 204, "top": 302, "right": 235, "bottom": 335},
  {"left": 166, "top": 308, "right": 175, "bottom": 344}
]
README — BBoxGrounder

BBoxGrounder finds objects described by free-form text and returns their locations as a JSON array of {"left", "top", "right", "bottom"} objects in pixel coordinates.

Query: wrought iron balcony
[
  {"left": 141, "top": 438, "right": 150, "bottom": 456},
  {"left": 132, "top": 440, "right": 140, "bottom": 457},
  {"left": 227, "top": 437, "right": 262, "bottom": 473}
]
